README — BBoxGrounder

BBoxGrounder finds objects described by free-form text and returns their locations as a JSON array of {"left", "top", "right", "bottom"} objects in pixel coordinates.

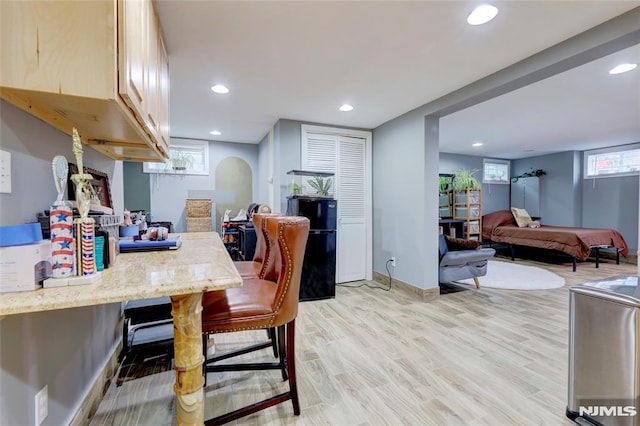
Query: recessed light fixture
[
  {"left": 209, "top": 130, "right": 221, "bottom": 136},
  {"left": 211, "top": 84, "right": 229, "bottom": 94},
  {"left": 472, "top": 142, "right": 484, "bottom": 147},
  {"left": 339, "top": 104, "right": 354, "bottom": 112},
  {"left": 467, "top": 4, "right": 498, "bottom": 25},
  {"left": 609, "top": 63, "right": 637, "bottom": 75}
]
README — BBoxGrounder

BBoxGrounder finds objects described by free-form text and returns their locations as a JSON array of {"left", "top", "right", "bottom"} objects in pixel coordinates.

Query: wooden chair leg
[
  {"left": 268, "top": 327, "right": 279, "bottom": 358},
  {"left": 473, "top": 277, "right": 481, "bottom": 289},
  {"left": 204, "top": 320, "right": 300, "bottom": 425},
  {"left": 278, "top": 324, "right": 287, "bottom": 381},
  {"left": 287, "top": 319, "right": 300, "bottom": 416},
  {"left": 202, "top": 335, "right": 208, "bottom": 386}
]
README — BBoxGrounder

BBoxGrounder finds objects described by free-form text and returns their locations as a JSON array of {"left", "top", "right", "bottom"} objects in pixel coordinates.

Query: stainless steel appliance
[
  {"left": 567, "top": 275, "right": 640, "bottom": 426},
  {"left": 287, "top": 196, "right": 337, "bottom": 301}
]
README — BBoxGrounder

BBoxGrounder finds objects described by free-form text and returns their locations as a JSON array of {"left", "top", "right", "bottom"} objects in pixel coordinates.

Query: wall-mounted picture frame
[
  {"left": 68, "top": 163, "right": 113, "bottom": 209},
  {"left": 483, "top": 158, "right": 510, "bottom": 184}
]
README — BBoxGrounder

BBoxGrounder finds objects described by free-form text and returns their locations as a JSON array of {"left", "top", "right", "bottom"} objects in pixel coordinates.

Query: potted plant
[
  {"left": 307, "top": 176, "right": 332, "bottom": 196},
  {"left": 452, "top": 168, "right": 481, "bottom": 190},
  {"left": 439, "top": 175, "right": 454, "bottom": 191},
  {"left": 164, "top": 151, "right": 194, "bottom": 173},
  {"left": 511, "top": 168, "right": 546, "bottom": 183}
]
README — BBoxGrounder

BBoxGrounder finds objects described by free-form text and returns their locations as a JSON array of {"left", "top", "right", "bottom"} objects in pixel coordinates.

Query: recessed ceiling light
[
  {"left": 609, "top": 63, "right": 637, "bottom": 74},
  {"left": 467, "top": 4, "right": 498, "bottom": 25},
  {"left": 472, "top": 142, "right": 484, "bottom": 147},
  {"left": 339, "top": 104, "right": 354, "bottom": 112},
  {"left": 209, "top": 130, "right": 221, "bottom": 136},
  {"left": 211, "top": 84, "right": 229, "bottom": 94}
]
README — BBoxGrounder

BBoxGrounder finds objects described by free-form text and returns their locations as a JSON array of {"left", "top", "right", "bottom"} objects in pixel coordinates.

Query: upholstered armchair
[{"left": 438, "top": 234, "right": 495, "bottom": 288}]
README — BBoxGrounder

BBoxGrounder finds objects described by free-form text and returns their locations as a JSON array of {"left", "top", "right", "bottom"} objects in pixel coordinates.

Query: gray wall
[
  {"left": 373, "top": 110, "right": 433, "bottom": 289},
  {"left": 0, "top": 100, "right": 123, "bottom": 426},
  {"left": 439, "top": 153, "right": 511, "bottom": 214},
  {"left": 257, "top": 132, "right": 270, "bottom": 206},
  {"left": 581, "top": 160, "right": 639, "bottom": 253},
  {"left": 276, "top": 120, "right": 303, "bottom": 213},
  {"left": 136, "top": 139, "right": 259, "bottom": 232},
  {"left": 513, "top": 151, "right": 582, "bottom": 227},
  {"left": 123, "top": 161, "right": 151, "bottom": 213}
]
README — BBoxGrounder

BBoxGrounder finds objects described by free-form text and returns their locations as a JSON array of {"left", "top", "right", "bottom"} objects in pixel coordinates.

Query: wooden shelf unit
[{"left": 453, "top": 188, "right": 482, "bottom": 240}]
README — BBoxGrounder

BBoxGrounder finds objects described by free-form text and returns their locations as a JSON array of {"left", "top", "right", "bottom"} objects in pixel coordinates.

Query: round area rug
[{"left": 457, "top": 260, "right": 565, "bottom": 290}]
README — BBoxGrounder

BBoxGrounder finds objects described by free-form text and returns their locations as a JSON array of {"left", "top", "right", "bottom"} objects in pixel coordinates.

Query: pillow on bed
[{"left": 511, "top": 207, "right": 533, "bottom": 228}]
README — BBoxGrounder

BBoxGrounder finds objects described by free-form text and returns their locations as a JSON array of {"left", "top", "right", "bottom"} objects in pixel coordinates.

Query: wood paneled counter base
[{"left": 0, "top": 232, "right": 242, "bottom": 426}]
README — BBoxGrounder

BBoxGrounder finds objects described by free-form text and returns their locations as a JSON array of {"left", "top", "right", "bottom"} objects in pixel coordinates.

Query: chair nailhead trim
[{"left": 203, "top": 218, "right": 305, "bottom": 334}]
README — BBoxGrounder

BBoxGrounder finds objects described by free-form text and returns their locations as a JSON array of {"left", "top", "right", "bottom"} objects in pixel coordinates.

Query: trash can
[{"left": 567, "top": 275, "right": 640, "bottom": 426}]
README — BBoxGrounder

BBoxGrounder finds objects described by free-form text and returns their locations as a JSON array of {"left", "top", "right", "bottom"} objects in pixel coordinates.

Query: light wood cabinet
[{"left": 0, "top": 0, "right": 169, "bottom": 162}]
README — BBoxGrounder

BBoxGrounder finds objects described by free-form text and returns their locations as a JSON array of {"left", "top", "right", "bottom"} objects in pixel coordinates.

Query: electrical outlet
[
  {"left": 35, "top": 385, "right": 48, "bottom": 425},
  {"left": 390, "top": 257, "right": 396, "bottom": 267}
]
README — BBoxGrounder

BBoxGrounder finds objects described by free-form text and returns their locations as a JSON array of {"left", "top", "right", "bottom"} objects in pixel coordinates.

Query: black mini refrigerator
[{"left": 287, "top": 196, "right": 337, "bottom": 301}]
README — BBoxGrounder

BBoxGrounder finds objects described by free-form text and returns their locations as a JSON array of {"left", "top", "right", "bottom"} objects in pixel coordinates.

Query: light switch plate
[{"left": 0, "top": 150, "right": 11, "bottom": 193}]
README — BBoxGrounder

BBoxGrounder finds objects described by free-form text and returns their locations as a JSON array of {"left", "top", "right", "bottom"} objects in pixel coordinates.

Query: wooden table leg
[{"left": 171, "top": 293, "right": 205, "bottom": 426}]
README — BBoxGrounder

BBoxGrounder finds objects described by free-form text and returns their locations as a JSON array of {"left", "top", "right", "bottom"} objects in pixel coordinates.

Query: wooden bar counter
[{"left": 0, "top": 232, "right": 242, "bottom": 426}]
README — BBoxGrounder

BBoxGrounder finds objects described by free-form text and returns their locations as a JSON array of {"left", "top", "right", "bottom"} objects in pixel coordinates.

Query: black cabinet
[
  {"left": 238, "top": 225, "right": 256, "bottom": 261},
  {"left": 287, "top": 196, "right": 337, "bottom": 301}
]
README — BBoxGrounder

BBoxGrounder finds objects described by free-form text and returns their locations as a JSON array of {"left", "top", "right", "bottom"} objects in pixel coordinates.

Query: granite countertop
[{"left": 0, "top": 232, "right": 242, "bottom": 316}]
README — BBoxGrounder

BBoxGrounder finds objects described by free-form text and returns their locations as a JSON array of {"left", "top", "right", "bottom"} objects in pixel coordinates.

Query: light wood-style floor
[{"left": 90, "top": 256, "right": 637, "bottom": 426}]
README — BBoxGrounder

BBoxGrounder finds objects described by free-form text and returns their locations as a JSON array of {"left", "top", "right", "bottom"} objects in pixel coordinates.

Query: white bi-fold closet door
[{"left": 302, "top": 125, "right": 372, "bottom": 283}]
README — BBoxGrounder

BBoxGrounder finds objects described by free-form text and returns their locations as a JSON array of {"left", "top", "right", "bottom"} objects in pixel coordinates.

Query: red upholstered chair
[{"left": 201, "top": 216, "right": 310, "bottom": 425}]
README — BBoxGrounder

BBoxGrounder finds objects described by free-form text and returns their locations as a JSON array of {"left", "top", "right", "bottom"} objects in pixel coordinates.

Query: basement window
[
  {"left": 483, "top": 159, "right": 510, "bottom": 184},
  {"left": 584, "top": 144, "right": 640, "bottom": 179},
  {"left": 143, "top": 139, "right": 210, "bottom": 175}
]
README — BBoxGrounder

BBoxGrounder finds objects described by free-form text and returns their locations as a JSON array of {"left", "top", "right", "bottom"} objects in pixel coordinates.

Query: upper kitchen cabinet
[{"left": 0, "top": 0, "right": 170, "bottom": 162}]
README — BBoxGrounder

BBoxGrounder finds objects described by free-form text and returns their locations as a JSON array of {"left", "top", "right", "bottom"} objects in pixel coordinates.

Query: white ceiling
[{"left": 155, "top": 1, "right": 640, "bottom": 160}]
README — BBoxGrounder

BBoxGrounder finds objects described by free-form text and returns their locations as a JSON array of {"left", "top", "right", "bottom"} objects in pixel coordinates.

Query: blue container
[{"left": 0, "top": 223, "right": 43, "bottom": 247}]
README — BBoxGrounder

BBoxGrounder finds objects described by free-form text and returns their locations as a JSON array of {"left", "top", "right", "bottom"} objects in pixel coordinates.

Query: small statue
[
  {"left": 69, "top": 128, "right": 96, "bottom": 276},
  {"left": 51, "top": 155, "right": 68, "bottom": 206},
  {"left": 70, "top": 128, "right": 95, "bottom": 220}
]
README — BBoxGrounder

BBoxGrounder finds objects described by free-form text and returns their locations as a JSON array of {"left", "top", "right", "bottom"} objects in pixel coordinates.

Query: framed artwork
[{"left": 68, "top": 163, "right": 113, "bottom": 209}]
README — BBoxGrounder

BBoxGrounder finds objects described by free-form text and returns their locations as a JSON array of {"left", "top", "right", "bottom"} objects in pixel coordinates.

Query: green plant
[
  {"left": 439, "top": 175, "right": 453, "bottom": 191},
  {"left": 511, "top": 168, "right": 546, "bottom": 183},
  {"left": 452, "top": 168, "right": 481, "bottom": 190},
  {"left": 164, "top": 151, "right": 194, "bottom": 172},
  {"left": 307, "top": 176, "right": 332, "bottom": 195}
]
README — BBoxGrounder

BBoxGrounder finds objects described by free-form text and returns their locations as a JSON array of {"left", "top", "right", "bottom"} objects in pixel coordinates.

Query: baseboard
[
  {"left": 69, "top": 339, "right": 123, "bottom": 426},
  {"left": 372, "top": 271, "right": 439, "bottom": 302}
]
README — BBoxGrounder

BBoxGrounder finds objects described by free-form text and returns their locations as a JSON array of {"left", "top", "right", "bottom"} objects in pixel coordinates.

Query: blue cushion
[{"left": 438, "top": 233, "right": 448, "bottom": 256}]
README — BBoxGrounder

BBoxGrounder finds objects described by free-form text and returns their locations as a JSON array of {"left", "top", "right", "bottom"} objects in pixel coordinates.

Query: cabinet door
[
  {"left": 1, "top": 1, "right": 113, "bottom": 98},
  {"left": 145, "top": 1, "right": 160, "bottom": 140},
  {"left": 157, "top": 34, "right": 171, "bottom": 156},
  {"left": 118, "top": 0, "right": 148, "bottom": 123}
]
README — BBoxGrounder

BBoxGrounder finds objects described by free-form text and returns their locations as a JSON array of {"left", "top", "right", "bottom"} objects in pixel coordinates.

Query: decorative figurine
[
  {"left": 70, "top": 128, "right": 95, "bottom": 275},
  {"left": 70, "top": 128, "right": 95, "bottom": 221},
  {"left": 50, "top": 155, "right": 74, "bottom": 278}
]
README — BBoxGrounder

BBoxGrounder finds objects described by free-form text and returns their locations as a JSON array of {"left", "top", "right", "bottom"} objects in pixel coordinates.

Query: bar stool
[
  {"left": 201, "top": 216, "right": 310, "bottom": 425},
  {"left": 234, "top": 213, "right": 281, "bottom": 279},
  {"left": 203, "top": 213, "right": 283, "bottom": 369}
]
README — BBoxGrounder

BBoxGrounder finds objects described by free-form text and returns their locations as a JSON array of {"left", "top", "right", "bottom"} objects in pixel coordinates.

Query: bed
[{"left": 482, "top": 210, "right": 629, "bottom": 271}]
